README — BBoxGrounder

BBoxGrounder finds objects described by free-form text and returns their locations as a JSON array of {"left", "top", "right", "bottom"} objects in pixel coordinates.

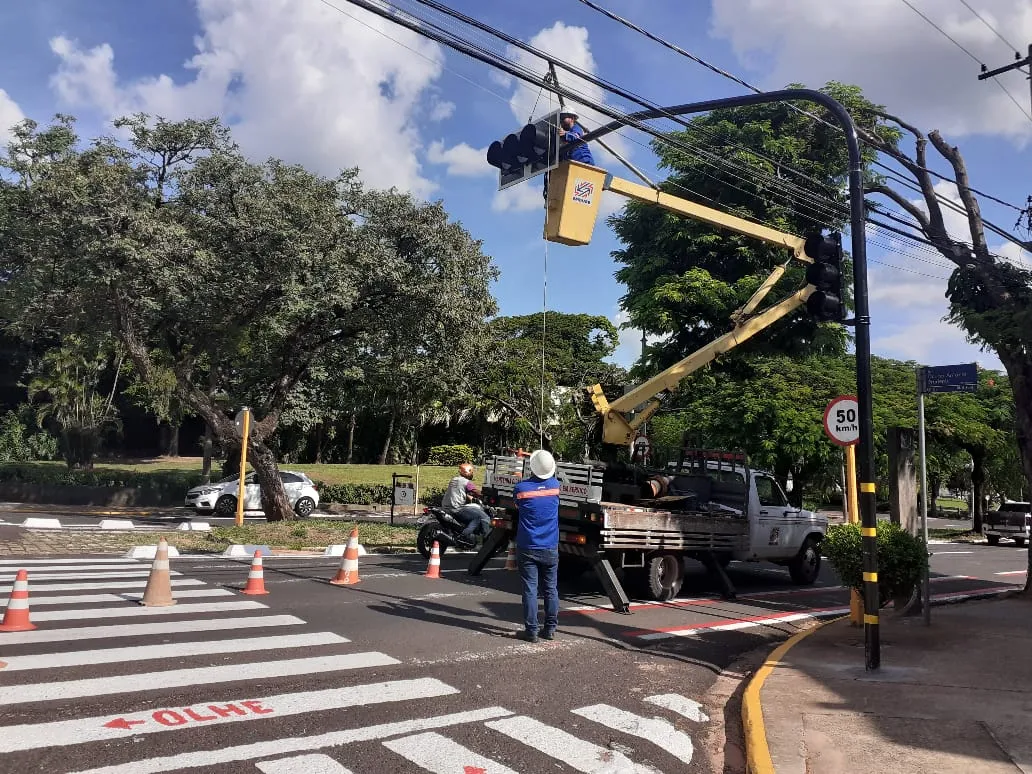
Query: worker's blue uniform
[
  {"left": 514, "top": 475, "right": 561, "bottom": 639},
  {"left": 562, "top": 123, "right": 594, "bottom": 165}
]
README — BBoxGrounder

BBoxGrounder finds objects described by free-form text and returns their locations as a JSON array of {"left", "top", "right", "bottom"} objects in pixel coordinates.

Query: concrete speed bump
[
  {"left": 324, "top": 543, "right": 367, "bottom": 557},
  {"left": 98, "top": 519, "right": 136, "bottom": 530},
  {"left": 177, "top": 522, "right": 212, "bottom": 532},
  {"left": 21, "top": 518, "right": 62, "bottom": 529},
  {"left": 222, "top": 544, "right": 272, "bottom": 558},
  {"left": 124, "top": 544, "right": 181, "bottom": 559}
]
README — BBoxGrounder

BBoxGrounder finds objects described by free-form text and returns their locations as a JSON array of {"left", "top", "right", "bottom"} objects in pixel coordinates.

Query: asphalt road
[{"left": 0, "top": 543, "right": 1023, "bottom": 773}]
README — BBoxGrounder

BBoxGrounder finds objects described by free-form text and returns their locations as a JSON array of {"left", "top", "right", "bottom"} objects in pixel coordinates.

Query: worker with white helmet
[
  {"left": 512, "top": 449, "right": 562, "bottom": 643},
  {"left": 441, "top": 462, "right": 491, "bottom": 546}
]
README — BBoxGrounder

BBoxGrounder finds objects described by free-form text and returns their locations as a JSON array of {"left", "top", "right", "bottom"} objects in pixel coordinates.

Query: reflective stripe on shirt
[{"left": 516, "top": 488, "right": 561, "bottom": 499}]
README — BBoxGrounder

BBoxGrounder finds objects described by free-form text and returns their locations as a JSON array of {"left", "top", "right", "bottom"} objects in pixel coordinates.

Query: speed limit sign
[{"left": 823, "top": 395, "right": 859, "bottom": 447}]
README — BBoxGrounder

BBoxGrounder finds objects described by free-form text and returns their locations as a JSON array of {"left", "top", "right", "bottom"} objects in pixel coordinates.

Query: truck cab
[{"left": 984, "top": 501, "right": 1031, "bottom": 546}]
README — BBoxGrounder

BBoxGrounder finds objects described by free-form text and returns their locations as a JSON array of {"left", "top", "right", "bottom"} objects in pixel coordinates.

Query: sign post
[
  {"left": 823, "top": 395, "right": 863, "bottom": 625},
  {"left": 234, "top": 408, "right": 252, "bottom": 528},
  {"left": 391, "top": 473, "right": 414, "bottom": 553},
  {"left": 916, "top": 363, "right": 978, "bottom": 625}
]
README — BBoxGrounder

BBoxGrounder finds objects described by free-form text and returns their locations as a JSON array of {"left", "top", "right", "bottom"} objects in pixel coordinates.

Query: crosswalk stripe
[
  {"left": 257, "top": 754, "right": 353, "bottom": 774},
  {"left": 10, "top": 571, "right": 180, "bottom": 581},
  {"left": 572, "top": 704, "right": 695, "bottom": 765},
  {"left": 0, "top": 614, "right": 306, "bottom": 645},
  {"left": 66, "top": 707, "right": 514, "bottom": 774},
  {"left": 0, "top": 677, "right": 456, "bottom": 753},
  {"left": 0, "top": 558, "right": 143, "bottom": 565},
  {"left": 643, "top": 694, "right": 709, "bottom": 723},
  {"left": 0, "top": 564, "right": 144, "bottom": 574},
  {"left": 0, "top": 579, "right": 206, "bottom": 594},
  {"left": 0, "top": 631, "right": 350, "bottom": 672},
  {"left": 485, "top": 715, "right": 660, "bottom": 773},
  {"left": 2, "top": 588, "right": 232, "bottom": 607},
  {"left": 28, "top": 600, "right": 267, "bottom": 622},
  {"left": 384, "top": 731, "right": 519, "bottom": 774},
  {"left": 0, "top": 652, "right": 401, "bottom": 706}
]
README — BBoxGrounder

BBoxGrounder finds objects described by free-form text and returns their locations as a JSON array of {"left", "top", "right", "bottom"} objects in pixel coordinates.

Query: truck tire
[
  {"left": 646, "top": 554, "right": 684, "bottom": 601},
  {"left": 1014, "top": 537, "right": 1025, "bottom": 547},
  {"left": 986, "top": 534, "right": 1000, "bottom": 546},
  {"left": 788, "top": 539, "right": 821, "bottom": 585}
]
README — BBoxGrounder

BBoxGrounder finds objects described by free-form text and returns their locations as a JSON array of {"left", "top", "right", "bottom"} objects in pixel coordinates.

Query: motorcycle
[{"left": 416, "top": 502, "right": 498, "bottom": 560}]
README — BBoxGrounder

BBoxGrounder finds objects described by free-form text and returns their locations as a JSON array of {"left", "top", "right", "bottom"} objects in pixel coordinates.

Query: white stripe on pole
[
  {"left": 0, "top": 678, "right": 457, "bottom": 753},
  {"left": 383, "top": 731, "right": 519, "bottom": 774},
  {"left": 2, "top": 589, "right": 232, "bottom": 607},
  {"left": 643, "top": 694, "right": 709, "bottom": 723},
  {"left": 28, "top": 600, "right": 267, "bottom": 622},
  {"left": 485, "top": 716, "right": 660, "bottom": 773},
  {"left": 0, "top": 578, "right": 206, "bottom": 594},
  {"left": 572, "top": 704, "right": 695, "bottom": 764},
  {"left": 0, "top": 614, "right": 305, "bottom": 645},
  {"left": 0, "top": 652, "right": 401, "bottom": 706},
  {"left": 0, "top": 631, "right": 349, "bottom": 672},
  {"left": 66, "top": 707, "right": 514, "bottom": 774},
  {"left": 257, "top": 755, "right": 353, "bottom": 774}
]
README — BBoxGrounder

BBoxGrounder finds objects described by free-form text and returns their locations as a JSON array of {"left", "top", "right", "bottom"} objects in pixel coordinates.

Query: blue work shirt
[
  {"left": 562, "top": 123, "right": 595, "bottom": 165},
  {"left": 514, "top": 475, "right": 561, "bottom": 550}
]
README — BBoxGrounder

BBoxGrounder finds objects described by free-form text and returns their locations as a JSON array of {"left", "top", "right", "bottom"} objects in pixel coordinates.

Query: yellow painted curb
[{"left": 741, "top": 616, "right": 847, "bottom": 773}]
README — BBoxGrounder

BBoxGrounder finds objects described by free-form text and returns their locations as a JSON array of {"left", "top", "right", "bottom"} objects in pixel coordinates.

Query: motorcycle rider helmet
[
  {"left": 528, "top": 449, "right": 556, "bottom": 479},
  {"left": 458, "top": 463, "right": 474, "bottom": 479}
]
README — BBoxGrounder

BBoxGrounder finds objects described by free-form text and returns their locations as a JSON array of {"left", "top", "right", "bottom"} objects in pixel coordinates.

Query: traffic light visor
[{"left": 804, "top": 233, "right": 841, "bottom": 261}]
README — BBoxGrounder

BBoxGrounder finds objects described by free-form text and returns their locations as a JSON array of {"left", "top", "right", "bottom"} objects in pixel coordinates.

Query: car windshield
[{"left": 1000, "top": 502, "right": 1031, "bottom": 512}]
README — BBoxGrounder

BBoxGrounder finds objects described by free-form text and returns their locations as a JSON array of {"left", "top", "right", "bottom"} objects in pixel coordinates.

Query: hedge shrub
[
  {"left": 0, "top": 462, "right": 204, "bottom": 492},
  {"left": 425, "top": 444, "right": 474, "bottom": 466},
  {"left": 315, "top": 482, "right": 445, "bottom": 506},
  {"left": 822, "top": 521, "right": 927, "bottom": 604}
]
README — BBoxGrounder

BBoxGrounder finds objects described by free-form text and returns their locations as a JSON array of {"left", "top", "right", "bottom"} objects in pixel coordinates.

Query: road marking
[
  {"left": 995, "top": 570, "right": 1027, "bottom": 576},
  {"left": 635, "top": 608, "right": 850, "bottom": 641},
  {"left": 0, "top": 652, "right": 401, "bottom": 705},
  {"left": 572, "top": 704, "right": 695, "bottom": 765},
  {"left": 0, "top": 578, "right": 206, "bottom": 593},
  {"left": 485, "top": 715, "right": 660, "bottom": 773},
  {"left": 0, "top": 631, "right": 349, "bottom": 672},
  {"left": 66, "top": 707, "right": 513, "bottom": 774},
  {"left": 0, "top": 678, "right": 456, "bottom": 753},
  {"left": 27, "top": 600, "right": 267, "bottom": 622},
  {"left": 930, "top": 551, "right": 974, "bottom": 555},
  {"left": 1, "top": 588, "right": 232, "bottom": 607},
  {"left": 0, "top": 558, "right": 143, "bottom": 565},
  {"left": 0, "top": 564, "right": 143, "bottom": 574},
  {"left": 0, "top": 614, "right": 305, "bottom": 645},
  {"left": 257, "top": 754, "right": 353, "bottom": 774},
  {"left": 383, "top": 731, "right": 519, "bottom": 773},
  {"left": 644, "top": 694, "right": 709, "bottom": 722},
  {"left": 6, "top": 571, "right": 179, "bottom": 581}
]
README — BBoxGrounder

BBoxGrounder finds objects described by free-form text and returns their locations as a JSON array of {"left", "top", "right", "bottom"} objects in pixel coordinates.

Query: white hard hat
[{"left": 529, "top": 449, "right": 557, "bottom": 479}]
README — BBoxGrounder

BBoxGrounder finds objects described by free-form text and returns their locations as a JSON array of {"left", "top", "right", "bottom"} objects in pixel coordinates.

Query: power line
[{"left": 956, "top": 0, "right": 1022, "bottom": 58}]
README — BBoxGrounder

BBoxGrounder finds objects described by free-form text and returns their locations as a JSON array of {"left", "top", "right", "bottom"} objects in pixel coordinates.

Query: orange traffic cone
[
  {"left": 425, "top": 541, "right": 441, "bottom": 579},
  {"left": 504, "top": 541, "right": 517, "bottom": 571},
  {"left": 241, "top": 550, "right": 270, "bottom": 595},
  {"left": 139, "top": 537, "right": 177, "bottom": 607},
  {"left": 330, "top": 528, "right": 361, "bottom": 585},
  {"left": 0, "top": 569, "right": 36, "bottom": 632}
]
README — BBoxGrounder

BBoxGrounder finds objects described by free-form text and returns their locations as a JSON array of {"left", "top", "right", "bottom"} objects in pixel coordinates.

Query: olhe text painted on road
[{"left": 105, "top": 700, "right": 273, "bottom": 730}]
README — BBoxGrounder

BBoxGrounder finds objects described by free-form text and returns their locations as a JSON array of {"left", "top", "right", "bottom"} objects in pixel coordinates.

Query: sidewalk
[{"left": 753, "top": 596, "right": 1032, "bottom": 774}]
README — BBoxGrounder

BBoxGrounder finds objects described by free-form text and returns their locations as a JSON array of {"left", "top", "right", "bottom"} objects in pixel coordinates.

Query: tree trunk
[
  {"left": 167, "top": 421, "right": 180, "bottom": 457},
  {"left": 313, "top": 423, "right": 324, "bottom": 464},
  {"left": 249, "top": 441, "right": 293, "bottom": 522},
  {"left": 928, "top": 473, "right": 941, "bottom": 518},
  {"left": 971, "top": 453, "right": 985, "bottom": 533},
  {"left": 998, "top": 354, "right": 1032, "bottom": 595},
  {"left": 202, "top": 428, "right": 213, "bottom": 483},
  {"left": 346, "top": 410, "right": 356, "bottom": 465},
  {"left": 378, "top": 411, "right": 396, "bottom": 466}
]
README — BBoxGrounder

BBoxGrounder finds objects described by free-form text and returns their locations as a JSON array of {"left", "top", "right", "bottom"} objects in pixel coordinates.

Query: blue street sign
[{"left": 918, "top": 363, "right": 978, "bottom": 394}]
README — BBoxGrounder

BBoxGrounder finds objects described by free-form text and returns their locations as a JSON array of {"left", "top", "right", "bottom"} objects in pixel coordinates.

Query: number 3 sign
[{"left": 823, "top": 395, "right": 859, "bottom": 447}]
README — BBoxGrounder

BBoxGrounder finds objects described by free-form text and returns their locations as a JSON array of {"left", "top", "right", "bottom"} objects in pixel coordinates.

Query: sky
[{"left": 1, "top": 0, "right": 1030, "bottom": 375}]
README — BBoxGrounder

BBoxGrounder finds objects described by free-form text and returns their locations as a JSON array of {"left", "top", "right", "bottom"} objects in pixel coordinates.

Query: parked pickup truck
[
  {"left": 468, "top": 448, "right": 828, "bottom": 612},
  {"left": 983, "top": 501, "right": 1030, "bottom": 546}
]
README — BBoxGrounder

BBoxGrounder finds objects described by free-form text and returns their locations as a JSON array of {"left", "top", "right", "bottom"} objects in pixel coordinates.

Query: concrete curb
[{"left": 741, "top": 616, "right": 846, "bottom": 774}]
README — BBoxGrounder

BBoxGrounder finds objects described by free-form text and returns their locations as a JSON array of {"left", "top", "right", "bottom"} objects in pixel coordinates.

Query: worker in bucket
[
  {"left": 513, "top": 449, "right": 561, "bottom": 643},
  {"left": 558, "top": 111, "right": 594, "bottom": 166}
]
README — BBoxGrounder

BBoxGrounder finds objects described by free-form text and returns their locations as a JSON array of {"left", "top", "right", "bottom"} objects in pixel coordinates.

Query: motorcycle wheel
[{"left": 417, "top": 524, "right": 448, "bottom": 560}]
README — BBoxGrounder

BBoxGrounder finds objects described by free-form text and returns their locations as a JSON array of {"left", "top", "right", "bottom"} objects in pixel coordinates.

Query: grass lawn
[
  {"left": 25, "top": 457, "right": 460, "bottom": 488},
  {"left": 936, "top": 497, "right": 968, "bottom": 510}
]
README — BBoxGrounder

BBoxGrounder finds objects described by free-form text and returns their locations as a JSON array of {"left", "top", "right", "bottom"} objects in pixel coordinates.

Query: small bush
[
  {"left": 426, "top": 444, "right": 474, "bottom": 466},
  {"left": 0, "top": 462, "right": 204, "bottom": 492},
  {"left": 316, "top": 482, "right": 447, "bottom": 506},
  {"left": 822, "top": 522, "right": 927, "bottom": 604}
]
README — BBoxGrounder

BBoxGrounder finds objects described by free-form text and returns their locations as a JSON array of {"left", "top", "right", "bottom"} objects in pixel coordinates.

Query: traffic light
[
  {"left": 803, "top": 231, "right": 846, "bottom": 322},
  {"left": 486, "top": 109, "right": 561, "bottom": 190}
]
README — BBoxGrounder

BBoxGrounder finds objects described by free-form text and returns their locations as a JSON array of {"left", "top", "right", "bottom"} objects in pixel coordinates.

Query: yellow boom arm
[{"left": 544, "top": 160, "right": 818, "bottom": 447}]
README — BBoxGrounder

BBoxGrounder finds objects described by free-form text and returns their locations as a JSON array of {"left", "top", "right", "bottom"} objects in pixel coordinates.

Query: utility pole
[{"left": 978, "top": 44, "right": 1032, "bottom": 114}]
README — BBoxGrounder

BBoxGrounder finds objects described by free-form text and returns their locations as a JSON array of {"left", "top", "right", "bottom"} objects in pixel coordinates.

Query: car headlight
[{"left": 198, "top": 487, "right": 220, "bottom": 495}]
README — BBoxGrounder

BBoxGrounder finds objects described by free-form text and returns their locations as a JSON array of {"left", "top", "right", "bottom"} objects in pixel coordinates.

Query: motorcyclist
[{"left": 441, "top": 463, "right": 492, "bottom": 546}]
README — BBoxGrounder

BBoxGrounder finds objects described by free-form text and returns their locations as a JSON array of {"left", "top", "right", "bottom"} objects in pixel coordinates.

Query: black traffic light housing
[
  {"left": 803, "top": 231, "right": 846, "bottom": 322},
  {"left": 486, "top": 109, "right": 561, "bottom": 190}
]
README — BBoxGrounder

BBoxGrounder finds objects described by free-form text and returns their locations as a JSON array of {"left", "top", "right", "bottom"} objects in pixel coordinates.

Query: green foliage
[
  {"left": 0, "top": 462, "right": 203, "bottom": 492},
  {"left": 315, "top": 482, "right": 445, "bottom": 506},
  {"left": 822, "top": 522, "right": 927, "bottom": 603},
  {"left": 0, "top": 409, "right": 59, "bottom": 462},
  {"left": 426, "top": 444, "right": 475, "bottom": 466}
]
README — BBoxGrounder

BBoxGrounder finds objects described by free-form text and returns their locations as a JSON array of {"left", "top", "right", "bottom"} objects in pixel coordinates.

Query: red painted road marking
[
  {"left": 104, "top": 701, "right": 272, "bottom": 730},
  {"left": 464, "top": 767, "right": 488, "bottom": 774}
]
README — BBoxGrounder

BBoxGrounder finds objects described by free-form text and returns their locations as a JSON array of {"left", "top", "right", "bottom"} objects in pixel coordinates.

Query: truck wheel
[
  {"left": 986, "top": 534, "right": 1000, "bottom": 546},
  {"left": 646, "top": 554, "right": 684, "bottom": 601},
  {"left": 788, "top": 539, "right": 821, "bottom": 585},
  {"left": 1013, "top": 537, "right": 1025, "bottom": 547}
]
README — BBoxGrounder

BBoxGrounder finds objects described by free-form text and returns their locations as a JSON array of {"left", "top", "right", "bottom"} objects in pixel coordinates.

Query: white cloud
[
  {"left": 996, "top": 239, "right": 1032, "bottom": 267},
  {"left": 608, "top": 308, "right": 663, "bottom": 369},
  {"left": 711, "top": 0, "right": 1032, "bottom": 142},
  {"left": 46, "top": 0, "right": 446, "bottom": 196},
  {"left": 426, "top": 139, "right": 492, "bottom": 177},
  {"left": 428, "top": 99, "right": 455, "bottom": 122},
  {"left": 0, "top": 88, "right": 25, "bottom": 146},
  {"left": 492, "top": 180, "right": 546, "bottom": 213}
]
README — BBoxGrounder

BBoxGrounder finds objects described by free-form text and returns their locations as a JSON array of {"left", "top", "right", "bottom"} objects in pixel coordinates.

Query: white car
[{"left": 184, "top": 471, "right": 320, "bottom": 518}]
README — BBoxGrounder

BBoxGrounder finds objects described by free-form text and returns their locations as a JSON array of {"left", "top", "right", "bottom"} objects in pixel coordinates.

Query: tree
[
  {"left": 860, "top": 115, "right": 1032, "bottom": 591},
  {"left": 0, "top": 114, "right": 496, "bottom": 519},
  {"left": 609, "top": 82, "right": 900, "bottom": 372}
]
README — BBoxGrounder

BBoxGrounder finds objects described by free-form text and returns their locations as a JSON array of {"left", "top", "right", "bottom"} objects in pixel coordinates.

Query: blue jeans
[
  {"left": 456, "top": 504, "right": 491, "bottom": 540},
  {"left": 516, "top": 547, "right": 559, "bottom": 634}
]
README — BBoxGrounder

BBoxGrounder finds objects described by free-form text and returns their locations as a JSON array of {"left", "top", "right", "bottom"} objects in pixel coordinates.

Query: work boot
[
  {"left": 539, "top": 628, "right": 556, "bottom": 641},
  {"left": 516, "top": 629, "right": 539, "bottom": 644}
]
